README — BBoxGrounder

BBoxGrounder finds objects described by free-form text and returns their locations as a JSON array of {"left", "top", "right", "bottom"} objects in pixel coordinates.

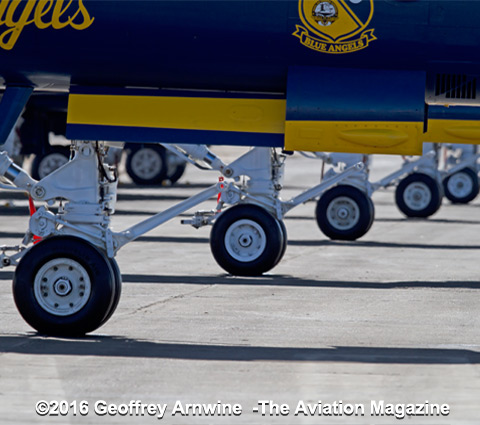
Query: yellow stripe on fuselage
[
  {"left": 67, "top": 94, "right": 425, "bottom": 155},
  {"left": 285, "top": 120, "right": 423, "bottom": 155},
  {"left": 67, "top": 94, "right": 287, "bottom": 134},
  {"left": 426, "top": 119, "right": 480, "bottom": 144}
]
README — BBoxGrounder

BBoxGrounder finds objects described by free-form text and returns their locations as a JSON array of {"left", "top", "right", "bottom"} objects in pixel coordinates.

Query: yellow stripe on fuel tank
[
  {"left": 425, "top": 119, "right": 480, "bottom": 144},
  {"left": 285, "top": 121, "right": 423, "bottom": 155},
  {"left": 68, "top": 94, "right": 286, "bottom": 134}
]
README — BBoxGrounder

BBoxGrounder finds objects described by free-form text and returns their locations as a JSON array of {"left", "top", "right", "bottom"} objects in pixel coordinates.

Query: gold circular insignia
[{"left": 312, "top": 0, "right": 338, "bottom": 27}]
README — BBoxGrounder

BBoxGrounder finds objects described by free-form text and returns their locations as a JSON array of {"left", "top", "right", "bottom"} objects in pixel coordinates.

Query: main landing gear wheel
[
  {"left": 31, "top": 146, "right": 70, "bottom": 180},
  {"left": 210, "top": 204, "right": 284, "bottom": 276},
  {"left": 13, "top": 236, "right": 116, "bottom": 336},
  {"left": 395, "top": 173, "right": 443, "bottom": 218},
  {"left": 125, "top": 144, "right": 168, "bottom": 185},
  {"left": 315, "top": 185, "right": 374, "bottom": 241},
  {"left": 443, "top": 168, "right": 479, "bottom": 204}
]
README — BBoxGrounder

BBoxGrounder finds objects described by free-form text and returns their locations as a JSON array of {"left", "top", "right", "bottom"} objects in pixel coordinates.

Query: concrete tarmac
[{"left": 0, "top": 149, "right": 479, "bottom": 424}]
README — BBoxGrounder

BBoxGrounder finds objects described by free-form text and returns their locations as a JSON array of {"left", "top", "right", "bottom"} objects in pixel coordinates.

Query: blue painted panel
[
  {"left": 429, "top": 105, "right": 480, "bottom": 121},
  {"left": 66, "top": 124, "right": 284, "bottom": 148},
  {"left": 286, "top": 66, "right": 426, "bottom": 122},
  {"left": 1, "top": 1, "right": 480, "bottom": 92},
  {"left": 70, "top": 86, "right": 285, "bottom": 100}
]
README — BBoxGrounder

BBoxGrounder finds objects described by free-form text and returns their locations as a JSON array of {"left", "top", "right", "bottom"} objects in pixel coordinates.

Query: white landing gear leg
[
  {"left": 210, "top": 147, "right": 288, "bottom": 276},
  {"left": 170, "top": 145, "right": 364, "bottom": 275},
  {"left": 0, "top": 140, "right": 224, "bottom": 335},
  {"left": 359, "top": 150, "right": 444, "bottom": 219},
  {"left": 0, "top": 141, "right": 121, "bottom": 335}
]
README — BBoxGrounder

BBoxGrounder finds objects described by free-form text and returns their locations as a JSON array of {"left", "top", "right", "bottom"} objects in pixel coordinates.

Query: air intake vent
[{"left": 435, "top": 74, "right": 476, "bottom": 100}]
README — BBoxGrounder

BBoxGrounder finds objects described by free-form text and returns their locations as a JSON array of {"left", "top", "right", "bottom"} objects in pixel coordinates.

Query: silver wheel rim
[
  {"left": 326, "top": 196, "right": 360, "bottom": 230},
  {"left": 33, "top": 258, "right": 92, "bottom": 316},
  {"left": 447, "top": 172, "right": 473, "bottom": 198},
  {"left": 224, "top": 219, "right": 267, "bottom": 262},
  {"left": 131, "top": 148, "right": 163, "bottom": 180},
  {"left": 38, "top": 153, "right": 69, "bottom": 179},
  {"left": 403, "top": 181, "right": 432, "bottom": 210}
]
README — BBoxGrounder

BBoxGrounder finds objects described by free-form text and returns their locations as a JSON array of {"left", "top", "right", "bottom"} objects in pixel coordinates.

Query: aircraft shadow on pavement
[
  {"left": 288, "top": 239, "right": 480, "bottom": 250},
  {"left": 0, "top": 207, "right": 200, "bottom": 217},
  {"left": 0, "top": 271, "right": 13, "bottom": 280},
  {"left": 134, "top": 236, "right": 210, "bottom": 243},
  {"left": 283, "top": 215, "right": 313, "bottom": 221},
  {"left": 2, "top": 271, "right": 478, "bottom": 291},
  {"left": 0, "top": 231, "right": 27, "bottom": 238},
  {"left": 48, "top": 232, "right": 480, "bottom": 250},
  {"left": 121, "top": 273, "right": 480, "bottom": 290},
  {"left": 0, "top": 232, "right": 209, "bottom": 244},
  {"left": 276, "top": 215, "right": 480, "bottom": 226},
  {"left": 0, "top": 207, "right": 29, "bottom": 216},
  {"left": 1, "top": 230, "right": 479, "bottom": 250},
  {"left": 0, "top": 335, "right": 478, "bottom": 364},
  {"left": 118, "top": 182, "right": 212, "bottom": 190},
  {"left": 374, "top": 217, "right": 480, "bottom": 225},
  {"left": 117, "top": 193, "right": 201, "bottom": 202}
]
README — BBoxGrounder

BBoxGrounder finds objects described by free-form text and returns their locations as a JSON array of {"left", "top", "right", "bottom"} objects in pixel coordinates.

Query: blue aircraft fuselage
[
  {"left": 0, "top": 0, "right": 478, "bottom": 92},
  {"left": 2, "top": 0, "right": 480, "bottom": 154}
]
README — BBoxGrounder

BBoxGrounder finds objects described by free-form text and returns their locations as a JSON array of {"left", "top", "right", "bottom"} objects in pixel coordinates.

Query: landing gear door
[{"left": 285, "top": 66, "right": 426, "bottom": 155}]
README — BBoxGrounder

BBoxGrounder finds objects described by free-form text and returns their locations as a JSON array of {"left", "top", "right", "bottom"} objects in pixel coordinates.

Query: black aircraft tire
[
  {"left": 31, "top": 146, "right": 70, "bottom": 180},
  {"left": 99, "top": 258, "right": 123, "bottom": 327},
  {"left": 443, "top": 168, "right": 479, "bottom": 204},
  {"left": 366, "top": 196, "right": 376, "bottom": 233},
  {"left": 315, "top": 185, "right": 374, "bottom": 241},
  {"left": 13, "top": 236, "right": 115, "bottom": 336},
  {"left": 210, "top": 204, "right": 283, "bottom": 276},
  {"left": 395, "top": 173, "right": 442, "bottom": 218},
  {"left": 273, "top": 219, "right": 288, "bottom": 267},
  {"left": 125, "top": 144, "right": 168, "bottom": 185}
]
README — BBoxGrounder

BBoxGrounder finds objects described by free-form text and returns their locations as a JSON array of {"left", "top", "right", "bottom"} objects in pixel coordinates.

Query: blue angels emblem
[{"left": 293, "top": 0, "right": 376, "bottom": 54}]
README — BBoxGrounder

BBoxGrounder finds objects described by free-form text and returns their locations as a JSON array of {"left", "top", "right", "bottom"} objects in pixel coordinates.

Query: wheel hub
[
  {"left": 53, "top": 279, "right": 72, "bottom": 296},
  {"left": 131, "top": 148, "right": 162, "bottom": 180},
  {"left": 326, "top": 196, "right": 360, "bottom": 230},
  {"left": 337, "top": 207, "right": 350, "bottom": 219},
  {"left": 403, "top": 182, "right": 431, "bottom": 210},
  {"left": 224, "top": 219, "right": 267, "bottom": 262},
  {"left": 34, "top": 258, "right": 92, "bottom": 316},
  {"left": 447, "top": 172, "right": 473, "bottom": 198},
  {"left": 239, "top": 234, "right": 253, "bottom": 248}
]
